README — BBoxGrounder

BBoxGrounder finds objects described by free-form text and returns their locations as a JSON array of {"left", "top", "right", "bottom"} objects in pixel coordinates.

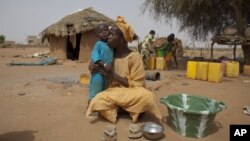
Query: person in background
[
  {"left": 171, "top": 37, "right": 179, "bottom": 68},
  {"left": 162, "top": 33, "right": 175, "bottom": 70},
  {"left": 86, "top": 16, "right": 162, "bottom": 123},
  {"left": 88, "top": 23, "right": 114, "bottom": 105},
  {"left": 140, "top": 30, "right": 156, "bottom": 69}
]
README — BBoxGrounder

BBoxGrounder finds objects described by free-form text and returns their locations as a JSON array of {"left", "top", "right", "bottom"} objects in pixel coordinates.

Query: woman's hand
[
  {"left": 104, "top": 64, "right": 112, "bottom": 72},
  {"left": 90, "top": 62, "right": 129, "bottom": 87},
  {"left": 88, "top": 62, "right": 100, "bottom": 72},
  {"left": 89, "top": 61, "right": 115, "bottom": 79}
]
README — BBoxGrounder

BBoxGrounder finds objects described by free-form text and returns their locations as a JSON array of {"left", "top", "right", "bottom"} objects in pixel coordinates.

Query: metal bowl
[{"left": 142, "top": 122, "right": 164, "bottom": 140}]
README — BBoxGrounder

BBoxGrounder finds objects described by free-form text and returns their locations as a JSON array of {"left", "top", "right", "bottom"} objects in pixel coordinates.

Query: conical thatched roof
[{"left": 40, "top": 7, "right": 114, "bottom": 40}]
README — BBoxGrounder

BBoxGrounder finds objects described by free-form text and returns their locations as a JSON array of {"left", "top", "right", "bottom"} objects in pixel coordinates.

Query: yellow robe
[{"left": 86, "top": 52, "right": 162, "bottom": 123}]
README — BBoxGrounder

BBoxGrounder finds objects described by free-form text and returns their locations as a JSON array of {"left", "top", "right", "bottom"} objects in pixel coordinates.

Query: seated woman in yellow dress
[{"left": 86, "top": 16, "right": 162, "bottom": 123}]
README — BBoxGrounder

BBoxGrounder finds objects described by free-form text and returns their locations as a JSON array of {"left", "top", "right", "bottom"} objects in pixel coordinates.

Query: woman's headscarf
[{"left": 115, "top": 16, "right": 135, "bottom": 43}]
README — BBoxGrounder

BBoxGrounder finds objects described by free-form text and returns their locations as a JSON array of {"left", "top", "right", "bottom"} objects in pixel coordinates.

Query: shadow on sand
[{"left": 0, "top": 130, "right": 37, "bottom": 141}]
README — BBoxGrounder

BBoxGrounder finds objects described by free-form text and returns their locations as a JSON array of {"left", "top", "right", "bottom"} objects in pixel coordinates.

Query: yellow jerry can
[
  {"left": 80, "top": 74, "right": 90, "bottom": 85},
  {"left": 155, "top": 57, "right": 165, "bottom": 70},
  {"left": 243, "top": 65, "right": 250, "bottom": 76},
  {"left": 196, "top": 62, "right": 208, "bottom": 81},
  {"left": 226, "top": 61, "right": 239, "bottom": 78},
  {"left": 147, "top": 57, "right": 156, "bottom": 70},
  {"left": 186, "top": 61, "right": 197, "bottom": 79},
  {"left": 208, "top": 62, "right": 222, "bottom": 83}
]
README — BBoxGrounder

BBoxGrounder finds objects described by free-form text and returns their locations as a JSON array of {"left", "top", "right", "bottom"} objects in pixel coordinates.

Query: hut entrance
[{"left": 66, "top": 33, "right": 82, "bottom": 60}]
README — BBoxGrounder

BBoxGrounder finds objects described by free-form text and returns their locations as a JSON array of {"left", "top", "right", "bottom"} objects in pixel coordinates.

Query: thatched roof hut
[{"left": 40, "top": 7, "right": 114, "bottom": 62}]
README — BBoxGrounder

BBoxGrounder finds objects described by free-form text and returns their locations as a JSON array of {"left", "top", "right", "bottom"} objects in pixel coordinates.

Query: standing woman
[
  {"left": 86, "top": 16, "right": 162, "bottom": 123},
  {"left": 140, "top": 30, "right": 156, "bottom": 69},
  {"left": 163, "top": 33, "right": 175, "bottom": 70}
]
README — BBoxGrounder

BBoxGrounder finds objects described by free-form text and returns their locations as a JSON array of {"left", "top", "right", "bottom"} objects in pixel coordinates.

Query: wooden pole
[
  {"left": 233, "top": 44, "right": 236, "bottom": 61},
  {"left": 211, "top": 42, "right": 215, "bottom": 61}
]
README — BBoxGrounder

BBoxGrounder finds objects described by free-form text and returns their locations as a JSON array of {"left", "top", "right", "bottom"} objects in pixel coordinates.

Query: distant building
[
  {"left": 5, "top": 41, "right": 16, "bottom": 46},
  {"left": 26, "top": 35, "right": 41, "bottom": 45},
  {"left": 0, "top": 40, "right": 16, "bottom": 48}
]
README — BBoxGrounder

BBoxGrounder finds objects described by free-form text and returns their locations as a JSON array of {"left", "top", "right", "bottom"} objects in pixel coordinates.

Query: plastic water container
[
  {"left": 226, "top": 61, "right": 239, "bottom": 78},
  {"left": 196, "top": 62, "right": 208, "bottom": 81},
  {"left": 160, "top": 94, "right": 226, "bottom": 138},
  {"left": 147, "top": 57, "right": 155, "bottom": 70},
  {"left": 243, "top": 65, "right": 250, "bottom": 76},
  {"left": 208, "top": 63, "right": 222, "bottom": 83},
  {"left": 186, "top": 61, "right": 197, "bottom": 79},
  {"left": 155, "top": 57, "right": 165, "bottom": 70},
  {"left": 80, "top": 74, "right": 90, "bottom": 85}
]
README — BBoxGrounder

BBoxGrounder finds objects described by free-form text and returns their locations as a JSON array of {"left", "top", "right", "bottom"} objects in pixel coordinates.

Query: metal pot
[{"left": 142, "top": 122, "right": 164, "bottom": 140}]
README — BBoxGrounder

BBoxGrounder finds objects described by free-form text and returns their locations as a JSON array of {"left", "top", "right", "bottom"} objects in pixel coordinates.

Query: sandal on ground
[
  {"left": 243, "top": 106, "right": 250, "bottom": 111},
  {"left": 128, "top": 124, "right": 143, "bottom": 139},
  {"left": 243, "top": 106, "right": 250, "bottom": 116},
  {"left": 102, "top": 125, "right": 117, "bottom": 141},
  {"left": 88, "top": 112, "right": 99, "bottom": 122},
  {"left": 243, "top": 110, "right": 250, "bottom": 115}
]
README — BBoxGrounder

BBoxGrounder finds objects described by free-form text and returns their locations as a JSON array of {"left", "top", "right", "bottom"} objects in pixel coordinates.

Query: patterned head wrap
[{"left": 115, "top": 16, "right": 135, "bottom": 43}]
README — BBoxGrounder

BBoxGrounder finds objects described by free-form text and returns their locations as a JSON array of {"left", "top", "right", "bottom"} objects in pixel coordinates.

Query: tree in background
[
  {"left": 141, "top": 0, "right": 250, "bottom": 64},
  {"left": 0, "top": 35, "right": 5, "bottom": 44}
]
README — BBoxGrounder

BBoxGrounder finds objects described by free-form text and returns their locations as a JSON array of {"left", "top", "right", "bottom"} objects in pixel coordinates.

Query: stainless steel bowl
[{"left": 142, "top": 122, "right": 164, "bottom": 140}]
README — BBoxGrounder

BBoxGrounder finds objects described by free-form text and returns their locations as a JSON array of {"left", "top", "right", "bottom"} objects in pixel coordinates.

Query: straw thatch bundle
[
  {"left": 151, "top": 37, "right": 167, "bottom": 48},
  {"left": 40, "top": 7, "right": 114, "bottom": 41},
  {"left": 174, "top": 38, "right": 184, "bottom": 57},
  {"left": 245, "top": 27, "right": 250, "bottom": 37},
  {"left": 151, "top": 37, "right": 184, "bottom": 57},
  {"left": 223, "top": 26, "right": 237, "bottom": 36}
]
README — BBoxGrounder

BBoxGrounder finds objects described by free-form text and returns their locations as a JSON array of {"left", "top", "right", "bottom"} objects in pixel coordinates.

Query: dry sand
[{"left": 0, "top": 47, "right": 249, "bottom": 141}]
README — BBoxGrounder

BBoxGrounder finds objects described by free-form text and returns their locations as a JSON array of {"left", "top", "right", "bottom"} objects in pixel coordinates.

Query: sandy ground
[{"left": 0, "top": 47, "right": 249, "bottom": 141}]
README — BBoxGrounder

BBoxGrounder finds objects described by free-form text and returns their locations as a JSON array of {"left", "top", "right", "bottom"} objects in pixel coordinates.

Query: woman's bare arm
[
  {"left": 100, "top": 69, "right": 129, "bottom": 87},
  {"left": 112, "top": 71, "right": 129, "bottom": 87}
]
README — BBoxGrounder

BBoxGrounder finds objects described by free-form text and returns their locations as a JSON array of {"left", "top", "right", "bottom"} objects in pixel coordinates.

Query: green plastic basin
[
  {"left": 160, "top": 94, "right": 226, "bottom": 138},
  {"left": 154, "top": 48, "right": 166, "bottom": 57}
]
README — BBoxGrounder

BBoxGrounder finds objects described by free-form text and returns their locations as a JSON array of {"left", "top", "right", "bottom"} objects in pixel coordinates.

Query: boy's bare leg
[{"left": 173, "top": 54, "right": 178, "bottom": 68}]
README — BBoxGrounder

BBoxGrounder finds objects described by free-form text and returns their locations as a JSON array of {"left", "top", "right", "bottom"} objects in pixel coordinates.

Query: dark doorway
[
  {"left": 66, "top": 33, "right": 81, "bottom": 60},
  {"left": 66, "top": 35, "right": 74, "bottom": 60},
  {"left": 74, "top": 33, "right": 82, "bottom": 60}
]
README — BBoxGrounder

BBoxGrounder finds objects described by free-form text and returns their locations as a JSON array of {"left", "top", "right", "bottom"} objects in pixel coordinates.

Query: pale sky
[{"left": 0, "top": 0, "right": 200, "bottom": 46}]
